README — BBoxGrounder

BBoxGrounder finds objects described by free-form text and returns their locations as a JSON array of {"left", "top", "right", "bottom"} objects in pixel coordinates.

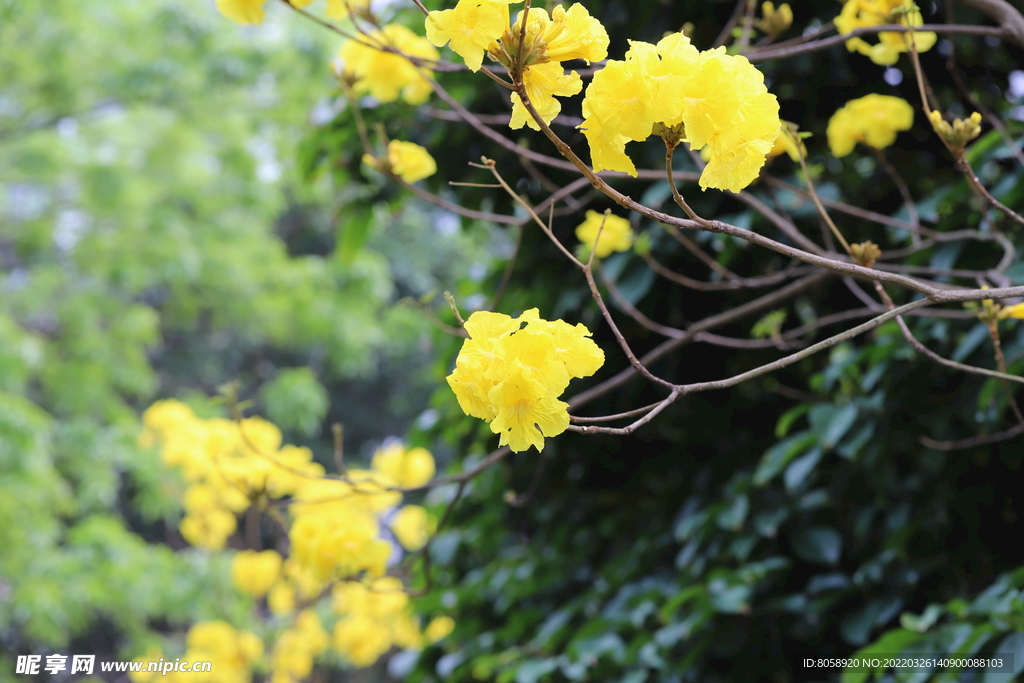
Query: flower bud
[
  {"left": 850, "top": 241, "right": 881, "bottom": 268},
  {"left": 929, "top": 110, "right": 983, "bottom": 151}
]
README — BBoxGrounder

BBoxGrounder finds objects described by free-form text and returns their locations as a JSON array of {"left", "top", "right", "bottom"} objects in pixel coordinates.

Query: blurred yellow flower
[
  {"left": 575, "top": 210, "right": 633, "bottom": 258},
  {"left": 835, "top": 0, "right": 936, "bottom": 65},
  {"left": 755, "top": 1, "right": 793, "bottom": 37},
  {"left": 339, "top": 24, "right": 438, "bottom": 105},
  {"left": 326, "top": 0, "right": 371, "bottom": 20},
  {"left": 216, "top": 0, "right": 316, "bottom": 25},
  {"left": 231, "top": 550, "right": 283, "bottom": 598},
  {"left": 827, "top": 94, "right": 914, "bottom": 157},
  {"left": 391, "top": 505, "right": 432, "bottom": 550},
  {"left": 269, "top": 610, "right": 329, "bottom": 683},
  {"left": 371, "top": 442, "right": 436, "bottom": 488},
  {"left": 424, "top": 615, "right": 456, "bottom": 643},
  {"left": 999, "top": 302, "right": 1024, "bottom": 320},
  {"left": 386, "top": 141, "right": 437, "bottom": 184},
  {"left": 267, "top": 581, "right": 297, "bottom": 615},
  {"left": 185, "top": 621, "right": 263, "bottom": 683},
  {"left": 766, "top": 122, "right": 806, "bottom": 162},
  {"left": 331, "top": 577, "right": 422, "bottom": 665}
]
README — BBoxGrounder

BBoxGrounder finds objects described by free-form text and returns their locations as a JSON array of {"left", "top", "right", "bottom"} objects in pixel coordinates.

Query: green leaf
[
  {"left": 983, "top": 632, "right": 1024, "bottom": 683},
  {"left": 899, "top": 604, "right": 944, "bottom": 633},
  {"left": 784, "top": 446, "right": 823, "bottom": 491},
  {"left": 819, "top": 404, "right": 858, "bottom": 450},
  {"left": 791, "top": 526, "right": 842, "bottom": 565},
  {"left": 337, "top": 207, "right": 374, "bottom": 263},
  {"left": 775, "top": 404, "right": 810, "bottom": 438},
  {"left": 515, "top": 658, "right": 559, "bottom": 683},
  {"left": 753, "top": 431, "right": 816, "bottom": 486},
  {"left": 716, "top": 494, "right": 749, "bottom": 531}
]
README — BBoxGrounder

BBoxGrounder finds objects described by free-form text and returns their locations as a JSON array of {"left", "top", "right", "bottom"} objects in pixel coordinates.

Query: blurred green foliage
[{"left": 0, "top": 0, "right": 497, "bottom": 674}]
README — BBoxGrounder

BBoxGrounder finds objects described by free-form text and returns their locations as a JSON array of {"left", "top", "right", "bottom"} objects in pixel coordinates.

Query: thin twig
[{"left": 920, "top": 424, "right": 1024, "bottom": 450}]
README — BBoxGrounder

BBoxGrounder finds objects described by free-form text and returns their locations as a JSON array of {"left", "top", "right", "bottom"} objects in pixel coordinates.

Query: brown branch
[
  {"left": 597, "top": 261, "right": 686, "bottom": 339},
  {"left": 568, "top": 273, "right": 828, "bottom": 409},
  {"left": 957, "top": 0, "right": 1024, "bottom": 48},
  {"left": 641, "top": 251, "right": 811, "bottom": 291},
  {"left": 746, "top": 23, "right": 1010, "bottom": 62},
  {"left": 570, "top": 401, "right": 664, "bottom": 424},
  {"left": 920, "top": 424, "right": 1024, "bottom": 450}
]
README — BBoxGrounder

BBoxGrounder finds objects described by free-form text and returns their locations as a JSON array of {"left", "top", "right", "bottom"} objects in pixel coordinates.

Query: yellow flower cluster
[
  {"left": 232, "top": 550, "right": 283, "bottom": 597},
  {"left": 332, "top": 577, "right": 424, "bottom": 666},
  {"left": 835, "top": 0, "right": 937, "bottom": 65},
  {"left": 447, "top": 309, "right": 604, "bottom": 453},
  {"left": 826, "top": 94, "right": 914, "bottom": 157},
  {"left": 142, "top": 400, "right": 325, "bottom": 551},
  {"left": 142, "top": 401, "right": 450, "bottom": 670},
  {"left": 129, "top": 622, "right": 263, "bottom": 683},
  {"left": 426, "top": 1, "right": 608, "bottom": 129},
  {"left": 575, "top": 210, "right": 633, "bottom": 259},
  {"left": 363, "top": 140, "right": 437, "bottom": 183},
  {"left": 269, "top": 610, "right": 329, "bottom": 683},
  {"left": 339, "top": 25, "right": 438, "bottom": 105},
  {"left": 579, "top": 33, "right": 780, "bottom": 192},
  {"left": 217, "top": 0, "right": 371, "bottom": 25}
]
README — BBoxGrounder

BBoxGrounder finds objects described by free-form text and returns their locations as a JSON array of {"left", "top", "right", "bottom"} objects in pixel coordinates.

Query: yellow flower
[
  {"left": 186, "top": 621, "right": 263, "bottom": 683},
  {"left": 180, "top": 509, "right": 237, "bottom": 552},
  {"left": 766, "top": 121, "right": 805, "bottom": 162},
  {"left": 216, "top": 0, "right": 316, "bottom": 24},
  {"left": 270, "top": 610, "right": 329, "bottom": 682},
  {"left": 427, "top": 2, "right": 606, "bottom": 129},
  {"left": 575, "top": 210, "right": 633, "bottom": 258},
  {"left": 446, "top": 309, "right": 603, "bottom": 452},
  {"left": 537, "top": 3, "right": 609, "bottom": 64},
  {"left": 755, "top": 2, "right": 793, "bottom": 37},
  {"left": 289, "top": 508, "right": 390, "bottom": 582},
  {"left": 267, "top": 581, "right": 297, "bottom": 615},
  {"left": 579, "top": 32, "right": 779, "bottom": 192},
  {"left": 835, "top": 0, "right": 936, "bottom": 65},
  {"left": 326, "top": 0, "right": 371, "bottom": 20},
  {"left": 510, "top": 62, "right": 582, "bottom": 130},
  {"left": 231, "top": 550, "right": 283, "bottom": 598},
  {"left": 425, "top": 0, "right": 519, "bottom": 72},
  {"left": 339, "top": 25, "right": 438, "bottom": 105},
  {"left": 424, "top": 616, "right": 456, "bottom": 643},
  {"left": 386, "top": 141, "right": 437, "bottom": 183},
  {"left": 333, "top": 615, "right": 392, "bottom": 666},
  {"left": 330, "top": 577, "right": 420, "bottom": 666},
  {"left": 391, "top": 505, "right": 433, "bottom": 550},
  {"left": 999, "top": 302, "right": 1024, "bottom": 320},
  {"left": 827, "top": 94, "right": 914, "bottom": 157},
  {"left": 216, "top": 0, "right": 266, "bottom": 24},
  {"left": 371, "top": 442, "right": 436, "bottom": 488}
]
